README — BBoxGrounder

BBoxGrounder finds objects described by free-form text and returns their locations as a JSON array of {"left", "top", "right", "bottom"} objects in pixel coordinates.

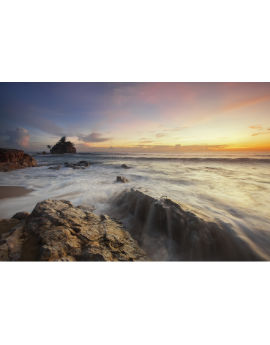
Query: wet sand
[{"left": 0, "top": 186, "right": 33, "bottom": 200}]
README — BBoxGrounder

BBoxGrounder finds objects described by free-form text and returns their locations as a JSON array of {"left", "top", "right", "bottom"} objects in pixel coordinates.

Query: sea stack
[
  {"left": 0, "top": 148, "right": 38, "bottom": 172},
  {"left": 50, "top": 136, "right": 76, "bottom": 154}
]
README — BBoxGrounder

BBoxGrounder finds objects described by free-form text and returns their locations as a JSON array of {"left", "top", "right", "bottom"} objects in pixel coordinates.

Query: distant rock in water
[
  {"left": 64, "top": 161, "right": 90, "bottom": 169},
  {"left": 116, "top": 176, "right": 130, "bottom": 183},
  {"left": 0, "top": 148, "right": 38, "bottom": 172},
  {"left": 50, "top": 137, "right": 76, "bottom": 154},
  {"left": 0, "top": 199, "right": 149, "bottom": 261},
  {"left": 121, "top": 164, "right": 131, "bottom": 169},
  {"left": 48, "top": 166, "right": 62, "bottom": 170}
]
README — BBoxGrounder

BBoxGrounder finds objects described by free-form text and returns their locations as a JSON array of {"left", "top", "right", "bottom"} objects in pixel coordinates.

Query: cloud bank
[
  {"left": 4, "top": 127, "right": 30, "bottom": 148},
  {"left": 78, "top": 132, "right": 113, "bottom": 143}
]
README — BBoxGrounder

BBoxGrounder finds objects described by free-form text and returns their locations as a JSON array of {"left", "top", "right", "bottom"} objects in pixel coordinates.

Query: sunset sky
[{"left": 0, "top": 82, "right": 270, "bottom": 152}]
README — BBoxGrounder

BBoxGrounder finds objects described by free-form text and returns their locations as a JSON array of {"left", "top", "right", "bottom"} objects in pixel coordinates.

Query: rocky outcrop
[
  {"left": 64, "top": 161, "right": 90, "bottom": 169},
  {"left": 110, "top": 188, "right": 263, "bottom": 261},
  {"left": 121, "top": 164, "right": 131, "bottom": 169},
  {"left": 48, "top": 166, "right": 62, "bottom": 170},
  {"left": 50, "top": 141, "right": 76, "bottom": 154},
  {"left": 0, "top": 148, "right": 38, "bottom": 172},
  {"left": 0, "top": 199, "right": 149, "bottom": 261},
  {"left": 117, "top": 176, "right": 130, "bottom": 183}
]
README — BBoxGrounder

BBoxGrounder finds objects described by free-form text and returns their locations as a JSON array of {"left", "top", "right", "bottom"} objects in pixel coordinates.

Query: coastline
[{"left": 0, "top": 186, "right": 33, "bottom": 201}]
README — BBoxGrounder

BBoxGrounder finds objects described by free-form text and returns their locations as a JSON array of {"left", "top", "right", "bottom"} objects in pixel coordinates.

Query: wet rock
[
  {"left": 111, "top": 188, "right": 263, "bottom": 261},
  {"left": 116, "top": 176, "right": 130, "bottom": 183},
  {"left": 0, "top": 148, "right": 38, "bottom": 172},
  {"left": 0, "top": 199, "right": 149, "bottom": 261},
  {"left": 12, "top": 212, "right": 30, "bottom": 220},
  {"left": 77, "top": 161, "right": 90, "bottom": 167},
  {"left": 48, "top": 166, "right": 61, "bottom": 170},
  {"left": 64, "top": 161, "right": 90, "bottom": 169},
  {"left": 121, "top": 164, "right": 131, "bottom": 169}
]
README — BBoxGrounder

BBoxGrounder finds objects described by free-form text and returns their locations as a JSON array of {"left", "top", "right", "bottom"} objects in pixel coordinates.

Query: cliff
[
  {"left": 0, "top": 199, "right": 149, "bottom": 261},
  {"left": 0, "top": 148, "right": 38, "bottom": 172}
]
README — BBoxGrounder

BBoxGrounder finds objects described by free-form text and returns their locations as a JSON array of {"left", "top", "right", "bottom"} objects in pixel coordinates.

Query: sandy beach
[{"left": 0, "top": 186, "right": 33, "bottom": 201}]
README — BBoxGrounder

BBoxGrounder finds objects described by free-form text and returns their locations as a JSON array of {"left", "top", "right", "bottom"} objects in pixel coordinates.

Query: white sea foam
[{"left": 0, "top": 151, "right": 270, "bottom": 259}]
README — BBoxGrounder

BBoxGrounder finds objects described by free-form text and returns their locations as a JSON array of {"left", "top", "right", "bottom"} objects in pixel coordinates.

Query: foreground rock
[
  {"left": 117, "top": 176, "right": 130, "bottom": 183},
  {"left": 0, "top": 199, "right": 149, "bottom": 261},
  {"left": 0, "top": 148, "right": 38, "bottom": 172},
  {"left": 110, "top": 188, "right": 264, "bottom": 261}
]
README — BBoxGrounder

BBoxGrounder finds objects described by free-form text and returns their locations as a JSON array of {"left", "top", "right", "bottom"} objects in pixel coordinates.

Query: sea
[{"left": 0, "top": 151, "right": 270, "bottom": 260}]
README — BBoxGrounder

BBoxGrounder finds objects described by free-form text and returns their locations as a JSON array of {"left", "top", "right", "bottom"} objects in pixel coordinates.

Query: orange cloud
[
  {"left": 251, "top": 132, "right": 270, "bottom": 136},
  {"left": 249, "top": 125, "right": 263, "bottom": 129},
  {"left": 222, "top": 94, "right": 270, "bottom": 113}
]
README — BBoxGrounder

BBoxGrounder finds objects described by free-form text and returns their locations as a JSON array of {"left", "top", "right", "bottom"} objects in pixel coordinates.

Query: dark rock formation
[
  {"left": 121, "top": 164, "right": 131, "bottom": 169},
  {"left": 0, "top": 148, "right": 38, "bottom": 172},
  {"left": 116, "top": 176, "right": 130, "bottom": 183},
  {"left": 110, "top": 188, "right": 263, "bottom": 261},
  {"left": 48, "top": 166, "right": 62, "bottom": 170},
  {"left": 12, "top": 212, "right": 30, "bottom": 220},
  {"left": 50, "top": 138, "right": 76, "bottom": 154},
  {"left": 0, "top": 199, "right": 149, "bottom": 261},
  {"left": 64, "top": 161, "right": 90, "bottom": 169}
]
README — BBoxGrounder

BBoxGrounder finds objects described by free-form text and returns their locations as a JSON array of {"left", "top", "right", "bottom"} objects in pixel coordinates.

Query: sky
[{"left": 0, "top": 82, "right": 270, "bottom": 152}]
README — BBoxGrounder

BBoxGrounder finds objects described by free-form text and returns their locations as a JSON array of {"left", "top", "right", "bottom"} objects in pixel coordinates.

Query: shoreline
[{"left": 0, "top": 186, "right": 34, "bottom": 201}]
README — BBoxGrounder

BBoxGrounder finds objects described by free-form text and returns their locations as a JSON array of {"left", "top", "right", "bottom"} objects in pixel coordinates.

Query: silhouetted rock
[
  {"left": 0, "top": 199, "right": 149, "bottom": 261},
  {"left": 116, "top": 176, "right": 130, "bottom": 183},
  {"left": 0, "top": 148, "right": 38, "bottom": 172},
  {"left": 121, "top": 164, "right": 131, "bottom": 169},
  {"left": 50, "top": 138, "right": 76, "bottom": 154}
]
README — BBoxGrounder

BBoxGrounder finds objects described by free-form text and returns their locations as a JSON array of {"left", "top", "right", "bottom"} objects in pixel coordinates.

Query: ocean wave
[{"left": 76, "top": 155, "right": 270, "bottom": 163}]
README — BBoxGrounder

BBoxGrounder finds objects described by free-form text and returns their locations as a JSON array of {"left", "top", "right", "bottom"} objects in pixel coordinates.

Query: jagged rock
[
  {"left": 0, "top": 148, "right": 38, "bottom": 172},
  {"left": 0, "top": 220, "right": 27, "bottom": 261},
  {"left": 12, "top": 212, "right": 30, "bottom": 220},
  {"left": 0, "top": 199, "right": 149, "bottom": 261},
  {"left": 116, "top": 176, "right": 130, "bottom": 183},
  {"left": 48, "top": 166, "right": 62, "bottom": 170},
  {"left": 0, "top": 219, "right": 20, "bottom": 237},
  {"left": 121, "top": 164, "right": 131, "bottom": 169}
]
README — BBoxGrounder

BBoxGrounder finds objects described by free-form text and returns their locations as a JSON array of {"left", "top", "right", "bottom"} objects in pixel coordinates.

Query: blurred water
[{"left": 0, "top": 151, "right": 270, "bottom": 259}]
